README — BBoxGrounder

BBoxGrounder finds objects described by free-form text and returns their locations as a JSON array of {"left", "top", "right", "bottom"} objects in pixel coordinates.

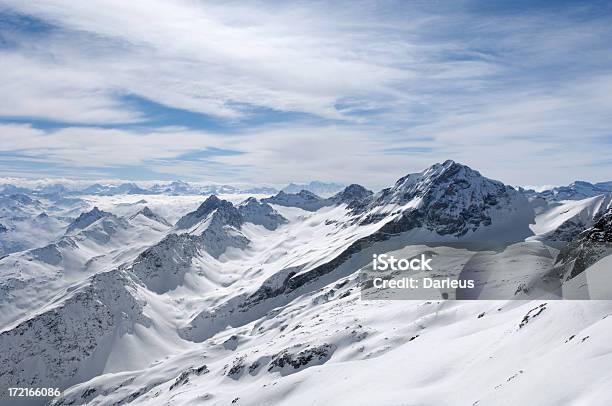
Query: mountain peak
[
  {"left": 263, "top": 189, "right": 329, "bottom": 211},
  {"left": 282, "top": 181, "right": 344, "bottom": 197},
  {"left": 537, "top": 180, "right": 611, "bottom": 201},
  {"left": 66, "top": 206, "right": 109, "bottom": 234},
  {"left": 365, "top": 161, "right": 533, "bottom": 239},
  {"left": 139, "top": 206, "right": 155, "bottom": 217},
  {"left": 238, "top": 197, "right": 287, "bottom": 230},
  {"left": 332, "top": 184, "right": 372, "bottom": 203},
  {"left": 130, "top": 206, "right": 171, "bottom": 226},
  {"left": 387, "top": 160, "right": 485, "bottom": 204},
  {"left": 296, "top": 190, "right": 321, "bottom": 199},
  {"left": 202, "top": 194, "right": 221, "bottom": 205},
  {"left": 424, "top": 159, "right": 476, "bottom": 178},
  {"left": 175, "top": 195, "right": 240, "bottom": 230}
]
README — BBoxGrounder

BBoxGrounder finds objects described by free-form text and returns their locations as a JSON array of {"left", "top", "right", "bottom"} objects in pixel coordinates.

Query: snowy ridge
[
  {"left": 0, "top": 207, "right": 170, "bottom": 329},
  {"left": 129, "top": 207, "right": 171, "bottom": 227},
  {"left": 50, "top": 300, "right": 612, "bottom": 406},
  {"left": 65, "top": 207, "right": 110, "bottom": 235},
  {"left": 534, "top": 181, "right": 612, "bottom": 201},
  {"left": 175, "top": 195, "right": 241, "bottom": 231},
  {"left": 531, "top": 193, "right": 612, "bottom": 242},
  {"left": 0, "top": 270, "right": 150, "bottom": 394}
]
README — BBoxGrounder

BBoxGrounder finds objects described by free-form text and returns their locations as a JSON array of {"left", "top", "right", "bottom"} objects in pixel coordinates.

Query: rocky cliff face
[{"left": 555, "top": 208, "right": 612, "bottom": 280}]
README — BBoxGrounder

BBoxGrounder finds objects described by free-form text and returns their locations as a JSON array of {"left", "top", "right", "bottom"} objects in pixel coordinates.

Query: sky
[{"left": 0, "top": 0, "right": 611, "bottom": 189}]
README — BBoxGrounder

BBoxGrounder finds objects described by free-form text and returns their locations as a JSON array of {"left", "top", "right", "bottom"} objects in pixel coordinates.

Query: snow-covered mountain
[
  {"left": 129, "top": 206, "right": 172, "bottom": 227},
  {"left": 65, "top": 207, "right": 110, "bottom": 235},
  {"left": 357, "top": 160, "right": 534, "bottom": 241},
  {"left": 282, "top": 181, "right": 345, "bottom": 197},
  {"left": 1, "top": 161, "right": 611, "bottom": 406},
  {"left": 0, "top": 193, "right": 86, "bottom": 256},
  {"left": 0, "top": 180, "right": 280, "bottom": 198},
  {"left": 237, "top": 197, "right": 287, "bottom": 231},
  {"left": 263, "top": 189, "right": 332, "bottom": 211},
  {"left": 530, "top": 180, "right": 612, "bottom": 201}
]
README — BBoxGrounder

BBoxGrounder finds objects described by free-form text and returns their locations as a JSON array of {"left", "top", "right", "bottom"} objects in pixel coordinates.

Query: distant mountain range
[
  {"left": 3, "top": 175, "right": 612, "bottom": 203},
  {"left": 0, "top": 180, "right": 347, "bottom": 198},
  {"left": 282, "top": 181, "right": 345, "bottom": 197},
  {"left": 522, "top": 180, "right": 612, "bottom": 201}
]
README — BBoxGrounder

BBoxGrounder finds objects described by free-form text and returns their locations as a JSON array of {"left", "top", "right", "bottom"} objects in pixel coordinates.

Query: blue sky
[{"left": 0, "top": 0, "right": 611, "bottom": 189}]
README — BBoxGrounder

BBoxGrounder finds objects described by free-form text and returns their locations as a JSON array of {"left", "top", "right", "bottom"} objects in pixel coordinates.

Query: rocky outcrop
[
  {"left": 555, "top": 208, "right": 612, "bottom": 280},
  {"left": 268, "top": 344, "right": 336, "bottom": 375}
]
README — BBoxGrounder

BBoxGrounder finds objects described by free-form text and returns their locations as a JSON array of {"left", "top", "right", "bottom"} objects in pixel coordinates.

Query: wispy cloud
[{"left": 0, "top": 0, "right": 611, "bottom": 187}]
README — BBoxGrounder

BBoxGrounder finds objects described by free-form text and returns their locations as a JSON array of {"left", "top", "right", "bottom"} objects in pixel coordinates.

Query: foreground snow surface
[
  {"left": 1, "top": 184, "right": 612, "bottom": 406},
  {"left": 54, "top": 299, "right": 612, "bottom": 406}
]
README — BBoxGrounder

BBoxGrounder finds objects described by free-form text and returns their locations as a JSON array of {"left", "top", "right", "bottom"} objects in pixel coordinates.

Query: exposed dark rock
[
  {"left": 519, "top": 303, "right": 547, "bottom": 329},
  {"left": 268, "top": 344, "right": 336, "bottom": 374},
  {"left": 169, "top": 365, "right": 209, "bottom": 390},
  {"left": 555, "top": 208, "right": 612, "bottom": 280}
]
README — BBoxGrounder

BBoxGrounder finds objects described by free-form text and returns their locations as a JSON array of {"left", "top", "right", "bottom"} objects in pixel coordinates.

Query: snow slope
[{"left": 530, "top": 193, "right": 612, "bottom": 241}]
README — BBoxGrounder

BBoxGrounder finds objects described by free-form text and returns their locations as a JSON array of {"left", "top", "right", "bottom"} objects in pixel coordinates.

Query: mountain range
[
  {"left": 0, "top": 180, "right": 347, "bottom": 198},
  {"left": 1, "top": 160, "right": 611, "bottom": 406}
]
